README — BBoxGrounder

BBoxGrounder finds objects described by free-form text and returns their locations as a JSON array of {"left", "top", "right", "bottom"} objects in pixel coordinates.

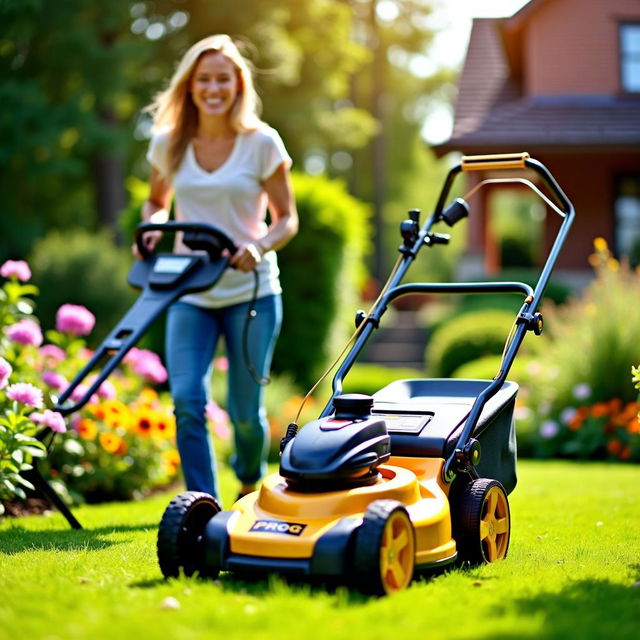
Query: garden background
[{"left": 0, "top": 1, "right": 638, "bottom": 638}]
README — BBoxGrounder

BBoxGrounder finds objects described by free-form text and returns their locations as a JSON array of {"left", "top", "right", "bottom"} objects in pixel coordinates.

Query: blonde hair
[{"left": 146, "top": 34, "right": 262, "bottom": 178}]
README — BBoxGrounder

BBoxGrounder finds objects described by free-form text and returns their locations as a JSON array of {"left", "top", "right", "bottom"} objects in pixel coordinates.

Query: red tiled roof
[{"left": 435, "top": 17, "right": 640, "bottom": 155}]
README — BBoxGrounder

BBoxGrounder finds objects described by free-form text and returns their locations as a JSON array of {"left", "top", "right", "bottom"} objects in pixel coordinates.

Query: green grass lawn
[{"left": 1, "top": 460, "right": 638, "bottom": 640}]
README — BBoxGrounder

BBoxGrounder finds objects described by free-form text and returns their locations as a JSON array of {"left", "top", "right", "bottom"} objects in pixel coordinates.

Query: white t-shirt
[{"left": 146, "top": 124, "right": 292, "bottom": 308}]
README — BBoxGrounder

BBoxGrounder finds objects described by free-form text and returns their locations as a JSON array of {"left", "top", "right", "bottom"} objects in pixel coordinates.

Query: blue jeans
[{"left": 166, "top": 295, "right": 282, "bottom": 499}]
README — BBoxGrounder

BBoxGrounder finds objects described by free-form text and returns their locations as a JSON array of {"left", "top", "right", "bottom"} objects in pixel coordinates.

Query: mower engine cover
[{"left": 280, "top": 394, "right": 391, "bottom": 489}]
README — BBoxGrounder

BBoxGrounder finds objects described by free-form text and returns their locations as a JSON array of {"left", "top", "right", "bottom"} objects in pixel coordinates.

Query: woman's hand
[
  {"left": 132, "top": 230, "right": 164, "bottom": 260},
  {"left": 229, "top": 242, "right": 262, "bottom": 272}
]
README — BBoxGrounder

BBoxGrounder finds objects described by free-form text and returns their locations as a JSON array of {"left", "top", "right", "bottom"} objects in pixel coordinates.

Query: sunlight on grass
[{"left": 1, "top": 460, "right": 638, "bottom": 640}]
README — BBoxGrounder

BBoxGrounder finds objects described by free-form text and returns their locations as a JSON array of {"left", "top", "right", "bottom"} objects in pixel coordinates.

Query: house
[{"left": 435, "top": 0, "right": 640, "bottom": 279}]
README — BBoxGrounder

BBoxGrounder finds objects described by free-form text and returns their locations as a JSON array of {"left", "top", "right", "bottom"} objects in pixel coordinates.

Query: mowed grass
[{"left": 0, "top": 460, "right": 638, "bottom": 640}]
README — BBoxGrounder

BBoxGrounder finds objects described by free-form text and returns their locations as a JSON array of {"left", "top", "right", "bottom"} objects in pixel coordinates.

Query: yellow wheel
[
  {"left": 453, "top": 478, "right": 510, "bottom": 564},
  {"left": 353, "top": 500, "right": 416, "bottom": 595}
]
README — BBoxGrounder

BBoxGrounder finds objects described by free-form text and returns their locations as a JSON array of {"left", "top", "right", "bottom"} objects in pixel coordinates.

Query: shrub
[
  {"left": 426, "top": 310, "right": 517, "bottom": 378},
  {"left": 28, "top": 229, "right": 138, "bottom": 347},
  {"left": 457, "top": 269, "right": 572, "bottom": 316},
  {"left": 518, "top": 239, "right": 640, "bottom": 462},
  {"left": 452, "top": 354, "right": 529, "bottom": 381},
  {"left": 342, "top": 363, "right": 424, "bottom": 397},
  {"left": 274, "top": 172, "right": 370, "bottom": 389}
]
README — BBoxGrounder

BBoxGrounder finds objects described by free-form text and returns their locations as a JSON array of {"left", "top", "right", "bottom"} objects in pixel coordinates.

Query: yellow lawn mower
[{"left": 157, "top": 153, "right": 574, "bottom": 595}]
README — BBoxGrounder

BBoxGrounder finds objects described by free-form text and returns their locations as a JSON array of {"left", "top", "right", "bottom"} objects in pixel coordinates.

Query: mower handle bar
[
  {"left": 435, "top": 153, "right": 573, "bottom": 217},
  {"left": 135, "top": 221, "right": 237, "bottom": 261},
  {"left": 321, "top": 153, "right": 573, "bottom": 483}
]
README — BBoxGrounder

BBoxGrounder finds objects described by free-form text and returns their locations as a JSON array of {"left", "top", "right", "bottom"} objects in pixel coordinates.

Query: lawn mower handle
[
  {"left": 321, "top": 153, "right": 574, "bottom": 483},
  {"left": 135, "top": 221, "right": 237, "bottom": 261}
]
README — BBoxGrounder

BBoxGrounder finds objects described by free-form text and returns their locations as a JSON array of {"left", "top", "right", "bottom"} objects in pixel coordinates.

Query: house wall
[
  {"left": 536, "top": 151, "right": 640, "bottom": 269},
  {"left": 525, "top": 0, "right": 640, "bottom": 96},
  {"left": 463, "top": 151, "right": 640, "bottom": 271}
]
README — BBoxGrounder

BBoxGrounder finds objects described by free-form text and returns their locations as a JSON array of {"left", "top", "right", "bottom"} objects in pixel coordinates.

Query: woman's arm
[
  {"left": 133, "top": 167, "right": 173, "bottom": 258},
  {"left": 230, "top": 162, "right": 298, "bottom": 271}
]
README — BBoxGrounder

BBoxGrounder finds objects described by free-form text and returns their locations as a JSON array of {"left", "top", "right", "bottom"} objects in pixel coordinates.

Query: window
[
  {"left": 620, "top": 23, "right": 640, "bottom": 93},
  {"left": 614, "top": 175, "right": 640, "bottom": 266}
]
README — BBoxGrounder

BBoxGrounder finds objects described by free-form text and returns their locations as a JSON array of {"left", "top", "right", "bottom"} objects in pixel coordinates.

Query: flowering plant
[
  {"left": 0, "top": 259, "right": 185, "bottom": 508},
  {"left": 517, "top": 239, "right": 640, "bottom": 462}
]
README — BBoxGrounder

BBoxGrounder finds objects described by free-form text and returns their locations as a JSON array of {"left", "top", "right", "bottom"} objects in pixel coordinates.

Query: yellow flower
[
  {"left": 138, "top": 387, "right": 159, "bottom": 407},
  {"left": 607, "top": 258, "right": 619, "bottom": 272},
  {"left": 593, "top": 237, "right": 608, "bottom": 252},
  {"left": 132, "top": 407, "right": 155, "bottom": 437},
  {"left": 162, "top": 449, "right": 181, "bottom": 475},
  {"left": 153, "top": 412, "right": 176, "bottom": 439},
  {"left": 99, "top": 432, "right": 125, "bottom": 454}
]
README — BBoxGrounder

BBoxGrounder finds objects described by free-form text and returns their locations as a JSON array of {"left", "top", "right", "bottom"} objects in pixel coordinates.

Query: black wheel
[
  {"left": 352, "top": 499, "right": 416, "bottom": 596},
  {"left": 157, "top": 491, "right": 221, "bottom": 578},
  {"left": 452, "top": 478, "right": 510, "bottom": 564}
]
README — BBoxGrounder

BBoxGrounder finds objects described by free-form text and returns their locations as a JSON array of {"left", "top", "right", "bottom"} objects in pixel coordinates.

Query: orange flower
[
  {"left": 607, "top": 398, "right": 622, "bottom": 414},
  {"left": 621, "top": 402, "right": 640, "bottom": 422},
  {"left": 606, "top": 439, "right": 622, "bottom": 456},
  {"left": 568, "top": 407, "right": 589, "bottom": 431},
  {"left": 590, "top": 403, "right": 610, "bottom": 418},
  {"left": 95, "top": 399, "right": 131, "bottom": 430},
  {"left": 627, "top": 417, "right": 640, "bottom": 434},
  {"left": 77, "top": 418, "right": 98, "bottom": 440},
  {"left": 88, "top": 404, "right": 106, "bottom": 421},
  {"left": 99, "top": 432, "right": 125, "bottom": 454},
  {"left": 619, "top": 446, "right": 632, "bottom": 461}
]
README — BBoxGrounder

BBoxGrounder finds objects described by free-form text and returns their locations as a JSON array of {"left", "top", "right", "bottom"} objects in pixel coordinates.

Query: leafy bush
[
  {"left": 457, "top": 269, "right": 572, "bottom": 317},
  {"left": 28, "top": 229, "right": 138, "bottom": 347},
  {"left": 426, "top": 310, "right": 517, "bottom": 378},
  {"left": 451, "top": 354, "right": 529, "bottom": 381},
  {"left": 518, "top": 239, "right": 640, "bottom": 462},
  {"left": 342, "top": 363, "right": 424, "bottom": 397},
  {"left": 274, "top": 172, "right": 370, "bottom": 389}
]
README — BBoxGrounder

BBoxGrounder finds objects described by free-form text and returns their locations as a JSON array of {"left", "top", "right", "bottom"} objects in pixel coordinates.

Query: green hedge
[
  {"left": 426, "top": 309, "right": 516, "bottom": 378},
  {"left": 273, "top": 172, "right": 370, "bottom": 389},
  {"left": 452, "top": 353, "right": 529, "bottom": 381},
  {"left": 28, "top": 229, "right": 138, "bottom": 346},
  {"left": 341, "top": 363, "right": 424, "bottom": 397}
]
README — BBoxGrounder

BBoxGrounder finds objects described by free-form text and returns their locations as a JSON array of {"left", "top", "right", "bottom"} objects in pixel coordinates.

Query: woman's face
[{"left": 189, "top": 52, "right": 240, "bottom": 119}]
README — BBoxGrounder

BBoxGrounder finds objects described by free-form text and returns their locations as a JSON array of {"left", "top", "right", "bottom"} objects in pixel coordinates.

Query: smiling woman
[{"left": 138, "top": 35, "right": 298, "bottom": 503}]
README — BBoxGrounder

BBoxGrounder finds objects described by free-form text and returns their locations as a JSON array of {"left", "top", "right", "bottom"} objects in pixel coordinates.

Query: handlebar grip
[
  {"left": 135, "top": 221, "right": 237, "bottom": 261},
  {"left": 461, "top": 152, "right": 530, "bottom": 172}
]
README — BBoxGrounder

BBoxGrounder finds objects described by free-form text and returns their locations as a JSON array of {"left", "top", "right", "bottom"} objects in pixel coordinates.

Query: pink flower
[
  {"left": 126, "top": 348, "right": 167, "bottom": 384},
  {"left": 55, "top": 304, "right": 96, "bottom": 336},
  {"left": 206, "top": 401, "right": 231, "bottom": 440},
  {"left": 30, "top": 409, "right": 67, "bottom": 433},
  {"left": 70, "top": 384, "right": 98, "bottom": 405},
  {"left": 5, "top": 319, "right": 43, "bottom": 347},
  {"left": 39, "top": 344, "right": 66, "bottom": 364},
  {"left": 6, "top": 382, "right": 44, "bottom": 408},
  {"left": 0, "top": 260, "right": 31, "bottom": 282},
  {"left": 30, "top": 410, "right": 63, "bottom": 433},
  {"left": 42, "top": 370, "right": 69, "bottom": 391},
  {"left": 214, "top": 356, "right": 229, "bottom": 372},
  {"left": 87, "top": 375, "right": 117, "bottom": 400},
  {"left": 0, "top": 357, "right": 12, "bottom": 389}
]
